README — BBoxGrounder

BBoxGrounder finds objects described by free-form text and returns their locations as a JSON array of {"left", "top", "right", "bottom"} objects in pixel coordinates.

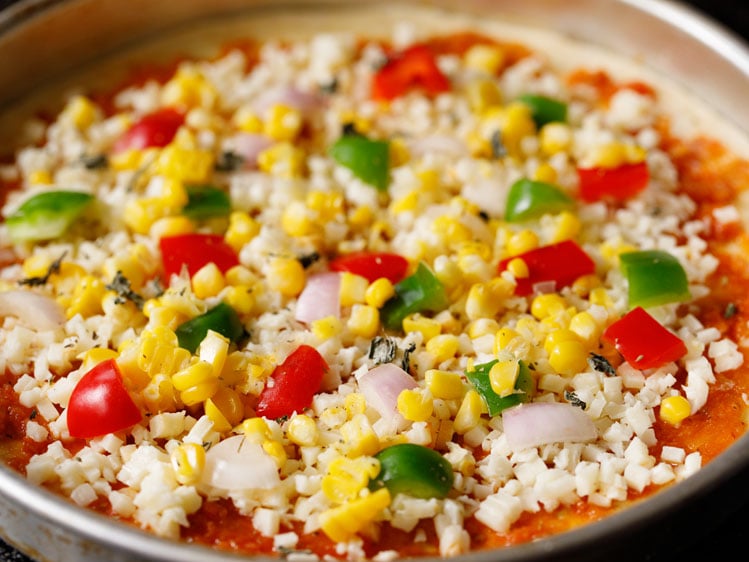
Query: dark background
[{"left": 1, "top": 1, "right": 748, "bottom": 561}]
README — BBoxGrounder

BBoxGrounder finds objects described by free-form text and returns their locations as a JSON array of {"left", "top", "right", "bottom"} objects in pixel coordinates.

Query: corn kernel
[
  {"left": 204, "top": 397, "right": 233, "bottom": 433},
  {"left": 533, "top": 162, "right": 558, "bottom": 184},
  {"left": 339, "top": 272, "right": 369, "bottom": 307},
  {"left": 454, "top": 389, "right": 485, "bottom": 434},
  {"left": 225, "top": 211, "right": 261, "bottom": 252},
  {"left": 161, "top": 67, "right": 217, "bottom": 109},
  {"left": 390, "top": 190, "right": 419, "bottom": 214},
  {"left": 660, "top": 395, "right": 691, "bottom": 426},
  {"left": 464, "top": 44, "right": 505, "bottom": 75},
  {"left": 80, "top": 347, "right": 119, "bottom": 372},
  {"left": 425, "top": 370, "right": 464, "bottom": 400},
  {"left": 209, "top": 386, "right": 244, "bottom": 427},
  {"left": 311, "top": 315, "right": 343, "bottom": 340},
  {"left": 489, "top": 358, "right": 519, "bottom": 397},
  {"left": 339, "top": 413, "right": 380, "bottom": 457},
  {"left": 501, "top": 101, "right": 536, "bottom": 158},
  {"left": 257, "top": 142, "right": 305, "bottom": 178},
  {"left": 287, "top": 414, "right": 319, "bottom": 447},
  {"left": 265, "top": 104, "right": 303, "bottom": 141},
  {"left": 225, "top": 265, "right": 256, "bottom": 287},
  {"left": 349, "top": 205, "right": 374, "bottom": 229},
  {"left": 281, "top": 200, "right": 314, "bottom": 237},
  {"left": 548, "top": 339, "right": 589, "bottom": 376},
  {"left": 267, "top": 257, "right": 305, "bottom": 297},
  {"left": 467, "top": 318, "right": 500, "bottom": 339},
  {"left": 388, "top": 137, "right": 410, "bottom": 167},
  {"left": 124, "top": 197, "right": 167, "bottom": 235},
  {"left": 233, "top": 105, "right": 263, "bottom": 133},
  {"left": 539, "top": 122, "right": 572, "bottom": 155},
  {"left": 170, "top": 442, "right": 206, "bottom": 485},
  {"left": 494, "top": 327, "right": 520, "bottom": 352},
  {"left": 224, "top": 285, "right": 255, "bottom": 315},
  {"left": 307, "top": 190, "right": 343, "bottom": 220},
  {"left": 403, "top": 313, "right": 441, "bottom": 342},
  {"left": 197, "top": 330, "right": 230, "bottom": 377},
  {"left": 322, "top": 456, "right": 380, "bottom": 504},
  {"left": 189, "top": 263, "right": 225, "bottom": 300},
  {"left": 426, "top": 334, "right": 460, "bottom": 364},
  {"left": 240, "top": 417, "right": 272, "bottom": 443},
  {"left": 365, "top": 278, "right": 395, "bottom": 309},
  {"left": 157, "top": 145, "right": 214, "bottom": 183},
  {"left": 66, "top": 275, "right": 106, "bottom": 319},
  {"left": 433, "top": 215, "right": 472, "bottom": 245},
  {"left": 138, "top": 326, "right": 189, "bottom": 377},
  {"left": 589, "top": 287, "right": 614, "bottom": 308},
  {"left": 262, "top": 440, "right": 287, "bottom": 467},
  {"left": 551, "top": 210, "right": 582, "bottom": 243},
  {"left": 465, "top": 282, "right": 502, "bottom": 321},
  {"left": 569, "top": 311, "right": 601, "bottom": 346},
  {"left": 160, "top": 178, "right": 189, "bottom": 208},
  {"left": 466, "top": 78, "right": 503, "bottom": 113},
  {"left": 319, "top": 488, "right": 391, "bottom": 543},
  {"left": 150, "top": 215, "right": 194, "bottom": 239},
  {"left": 506, "top": 257, "right": 529, "bottom": 279},
  {"left": 531, "top": 293, "right": 567, "bottom": 320},
  {"left": 571, "top": 274, "right": 601, "bottom": 297},
  {"left": 143, "top": 373, "right": 179, "bottom": 413},
  {"left": 28, "top": 170, "right": 53, "bottom": 185},
  {"left": 344, "top": 393, "right": 366, "bottom": 418},
  {"left": 172, "top": 360, "right": 215, "bottom": 392},
  {"left": 347, "top": 304, "right": 380, "bottom": 338},
  {"left": 110, "top": 148, "right": 144, "bottom": 171},
  {"left": 506, "top": 229, "right": 539, "bottom": 257},
  {"left": 61, "top": 95, "right": 98, "bottom": 129},
  {"left": 397, "top": 388, "right": 434, "bottom": 422}
]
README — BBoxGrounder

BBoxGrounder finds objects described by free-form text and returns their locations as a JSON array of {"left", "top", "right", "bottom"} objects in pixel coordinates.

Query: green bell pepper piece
[
  {"left": 504, "top": 178, "right": 574, "bottom": 222},
  {"left": 518, "top": 93, "right": 568, "bottom": 128},
  {"left": 183, "top": 185, "right": 231, "bottom": 220},
  {"left": 5, "top": 190, "right": 95, "bottom": 242},
  {"left": 465, "top": 358, "right": 534, "bottom": 416},
  {"left": 175, "top": 302, "right": 244, "bottom": 353},
  {"left": 369, "top": 443, "right": 454, "bottom": 499},
  {"left": 329, "top": 133, "right": 390, "bottom": 191},
  {"left": 619, "top": 250, "right": 691, "bottom": 308},
  {"left": 380, "top": 262, "right": 449, "bottom": 331}
]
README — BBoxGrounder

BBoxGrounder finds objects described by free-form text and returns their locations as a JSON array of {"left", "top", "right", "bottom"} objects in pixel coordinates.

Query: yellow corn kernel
[
  {"left": 464, "top": 44, "right": 505, "bottom": 75},
  {"left": 365, "top": 278, "right": 395, "bottom": 309},
  {"left": 600, "top": 240, "right": 638, "bottom": 263},
  {"left": 348, "top": 304, "right": 380, "bottom": 338},
  {"left": 589, "top": 287, "right": 614, "bottom": 308},
  {"left": 204, "top": 397, "right": 233, "bottom": 433},
  {"left": 489, "top": 357, "right": 519, "bottom": 397},
  {"left": 551, "top": 211, "right": 582, "bottom": 243},
  {"left": 209, "top": 386, "right": 244, "bottom": 427},
  {"left": 589, "top": 142, "right": 647, "bottom": 169},
  {"left": 150, "top": 215, "right": 194, "bottom": 239},
  {"left": 501, "top": 101, "right": 536, "bottom": 158},
  {"left": 160, "top": 178, "right": 189, "bottom": 208},
  {"left": 61, "top": 95, "right": 98, "bottom": 129},
  {"left": 533, "top": 162, "right": 558, "bottom": 184},
  {"left": 425, "top": 369, "right": 464, "bottom": 400},
  {"left": 220, "top": 350, "right": 250, "bottom": 386},
  {"left": 388, "top": 137, "right": 410, "bottom": 167},
  {"left": 225, "top": 211, "right": 261, "bottom": 252},
  {"left": 539, "top": 122, "right": 572, "bottom": 155},
  {"left": 403, "top": 313, "right": 441, "bottom": 342},
  {"left": 433, "top": 258, "right": 463, "bottom": 292},
  {"left": 543, "top": 329, "right": 580, "bottom": 354},
  {"left": 322, "top": 455, "right": 380, "bottom": 504},
  {"left": 28, "top": 170, "right": 53, "bottom": 185},
  {"left": 349, "top": 205, "right": 374, "bottom": 229},
  {"left": 319, "top": 488, "right": 391, "bottom": 543},
  {"left": 426, "top": 334, "right": 460, "bottom": 364},
  {"left": 172, "top": 360, "right": 215, "bottom": 391},
  {"left": 142, "top": 373, "right": 179, "bottom": 413},
  {"left": 531, "top": 293, "right": 568, "bottom": 320},
  {"left": 494, "top": 327, "right": 520, "bottom": 353},
  {"left": 569, "top": 311, "right": 601, "bottom": 346},
  {"left": 465, "top": 282, "right": 501, "bottom": 321},
  {"left": 224, "top": 284, "right": 255, "bottom": 315},
  {"left": 157, "top": 145, "right": 214, "bottom": 183},
  {"left": 263, "top": 440, "right": 287, "bottom": 468},
  {"left": 432, "top": 215, "right": 472, "bottom": 246},
  {"left": 307, "top": 314, "right": 341, "bottom": 340},
  {"left": 287, "top": 414, "right": 319, "bottom": 447},
  {"left": 264, "top": 104, "right": 303, "bottom": 141},
  {"left": 191, "top": 263, "right": 225, "bottom": 300},
  {"left": 224, "top": 265, "right": 255, "bottom": 287},
  {"left": 506, "top": 229, "right": 539, "bottom": 258},
  {"left": 66, "top": 275, "right": 106, "bottom": 319},
  {"left": 454, "top": 389, "right": 485, "bottom": 434},
  {"left": 549, "top": 339, "right": 589, "bottom": 376},
  {"left": 197, "top": 330, "right": 230, "bottom": 377},
  {"left": 257, "top": 142, "right": 305, "bottom": 179},
  {"left": 79, "top": 347, "right": 119, "bottom": 372},
  {"left": 571, "top": 274, "right": 601, "bottom": 298},
  {"left": 281, "top": 200, "right": 314, "bottom": 237},
  {"left": 397, "top": 388, "right": 434, "bottom": 422},
  {"left": 506, "top": 257, "right": 529, "bottom": 279},
  {"left": 466, "top": 78, "right": 503, "bottom": 113},
  {"left": 124, "top": 197, "right": 167, "bottom": 235},
  {"left": 170, "top": 442, "right": 206, "bottom": 485},
  {"left": 138, "top": 326, "right": 189, "bottom": 376},
  {"left": 660, "top": 395, "right": 691, "bottom": 426},
  {"left": 240, "top": 417, "right": 272, "bottom": 443},
  {"left": 266, "top": 257, "right": 305, "bottom": 297},
  {"left": 390, "top": 190, "right": 419, "bottom": 214},
  {"left": 161, "top": 67, "right": 217, "bottom": 109},
  {"left": 344, "top": 393, "right": 367, "bottom": 418},
  {"left": 233, "top": 105, "right": 264, "bottom": 133},
  {"left": 307, "top": 190, "right": 343, "bottom": 220},
  {"left": 339, "top": 272, "right": 369, "bottom": 307},
  {"left": 339, "top": 413, "right": 380, "bottom": 457},
  {"left": 467, "top": 318, "right": 500, "bottom": 340}
]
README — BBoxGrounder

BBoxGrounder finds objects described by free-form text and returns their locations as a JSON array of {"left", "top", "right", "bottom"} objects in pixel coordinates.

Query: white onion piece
[
  {"left": 295, "top": 272, "right": 341, "bottom": 324},
  {"left": 502, "top": 402, "right": 597, "bottom": 451},
  {"left": 461, "top": 179, "right": 506, "bottom": 218},
  {"left": 253, "top": 86, "right": 322, "bottom": 116},
  {"left": 357, "top": 363, "right": 417, "bottom": 423},
  {"left": 227, "top": 133, "right": 273, "bottom": 167},
  {"left": 532, "top": 281, "right": 558, "bottom": 295},
  {"left": 0, "top": 290, "right": 65, "bottom": 331},
  {"left": 408, "top": 135, "right": 469, "bottom": 159},
  {"left": 201, "top": 435, "right": 280, "bottom": 491}
]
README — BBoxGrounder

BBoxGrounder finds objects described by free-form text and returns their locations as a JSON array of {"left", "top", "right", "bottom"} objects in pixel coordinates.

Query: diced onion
[
  {"left": 227, "top": 133, "right": 274, "bottom": 167},
  {"left": 408, "top": 135, "right": 468, "bottom": 159},
  {"left": 253, "top": 86, "right": 323, "bottom": 116},
  {"left": 295, "top": 272, "right": 341, "bottom": 324},
  {"left": 201, "top": 435, "right": 280, "bottom": 491},
  {"left": 502, "top": 402, "right": 597, "bottom": 450},
  {"left": 0, "top": 290, "right": 66, "bottom": 331},
  {"left": 357, "top": 363, "right": 417, "bottom": 423}
]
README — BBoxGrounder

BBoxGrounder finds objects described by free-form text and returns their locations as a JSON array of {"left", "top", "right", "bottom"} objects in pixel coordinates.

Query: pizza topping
[
  {"left": 329, "top": 128, "right": 391, "bottom": 191},
  {"left": 369, "top": 443, "right": 454, "bottom": 499},
  {"left": 380, "top": 262, "right": 449, "bottom": 330},
  {"left": 5, "top": 190, "right": 95, "bottom": 242},
  {"left": 371, "top": 43, "right": 450, "bottom": 101},
  {"left": 619, "top": 249, "right": 691, "bottom": 308},
  {"left": 504, "top": 177, "right": 574, "bottom": 222},
  {"left": 112, "top": 107, "right": 184, "bottom": 152}
]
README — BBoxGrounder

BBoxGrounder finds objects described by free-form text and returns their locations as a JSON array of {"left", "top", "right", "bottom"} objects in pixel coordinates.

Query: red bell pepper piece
[
  {"left": 329, "top": 252, "right": 409, "bottom": 284},
  {"left": 113, "top": 107, "right": 184, "bottom": 153},
  {"left": 371, "top": 44, "right": 450, "bottom": 101},
  {"left": 577, "top": 162, "right": 649, "bottom": 203},
  {"left": 67, "top": 359, "right": 141, "bottom": 439},
  {"left": 160, "top": 233, "right": 239, "bottom": 280},
  {"left": 255, "top": 345, "right": 329, "bottom": 419},
  {"left": 602, "top": 306, "right": 687, "bottom": 370},
  {"left": 497, "top": 240, "right": 595, "bottom": 296}
]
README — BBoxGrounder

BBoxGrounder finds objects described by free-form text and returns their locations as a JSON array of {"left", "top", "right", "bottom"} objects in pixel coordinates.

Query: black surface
[{"left": 1, "top": 1, "right": 749, "bottom": 561}]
